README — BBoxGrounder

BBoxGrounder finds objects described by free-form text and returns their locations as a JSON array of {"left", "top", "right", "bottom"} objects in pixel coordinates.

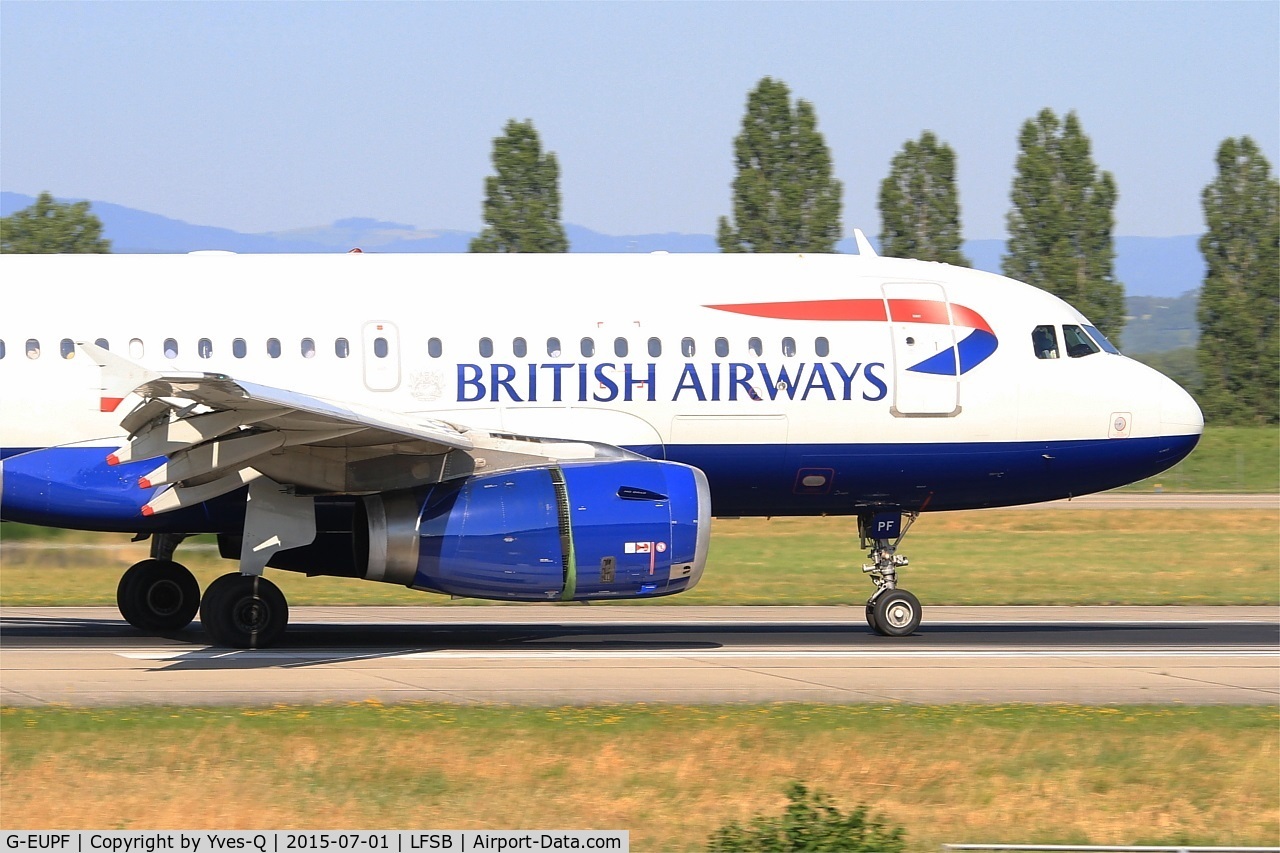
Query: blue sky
[{"left": 2, "top": 1, "right": 1276, "bottom": 239}]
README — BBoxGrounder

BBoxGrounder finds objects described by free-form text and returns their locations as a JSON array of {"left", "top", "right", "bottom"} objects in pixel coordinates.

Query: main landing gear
[
  {"left": 117, "top": 532, "right": 291, "bottom": 649},
  {"left": 199, "top": 573, "right": 288, "bottom": 649},
  {"left": 116, "top": 479, "right": 312, "bottom": 648},
  {"left": 859, "top": 510, "right": 923, "bottom": 637},
  {"left": 117, "top": 534, "right": 200, "bottom": 632}
]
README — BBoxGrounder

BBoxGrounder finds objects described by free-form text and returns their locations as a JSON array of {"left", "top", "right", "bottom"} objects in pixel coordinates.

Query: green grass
[
  {"left": 2, "top": 704, "right": 1276, "bottom": 850},
  {"left": 1119, "top": 425, "right": 1279, "bottom": 492},
  {"left": 688, "top": 509, "right": 1278, "bottom": 606},
  {"left": 3, "top": 509, "right": 1275, "bottom": 606}
]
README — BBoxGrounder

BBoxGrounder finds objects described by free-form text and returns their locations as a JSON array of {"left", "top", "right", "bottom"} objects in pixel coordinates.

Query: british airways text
[{"left": 456, "top": 362, "right": 889, "bottom": 404}]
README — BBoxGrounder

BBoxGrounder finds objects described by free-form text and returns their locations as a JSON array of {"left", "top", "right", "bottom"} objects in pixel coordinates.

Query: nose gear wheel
[{"left": 869, "top": 588, "right": 922, "bottom": 636}]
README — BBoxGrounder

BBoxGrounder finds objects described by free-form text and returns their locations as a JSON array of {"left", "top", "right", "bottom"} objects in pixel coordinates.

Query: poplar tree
[
  {"left": 878, "top": 131, "right": 968, "bottom": 265},
  {"left": 0, "top": 192, "right": 110, "bottom": 253},
  {"left": 1197, "top": 136, "right": 1279, "bottom": 424},
  {"left": 470, "top": 119, "right": 568, "bottom": 253},
  {"left": 1003, "top": 109, "right": 1123, "bottom": 344},
  {"left": 717, "top": 77, "right": 842, "bottom": 253}
]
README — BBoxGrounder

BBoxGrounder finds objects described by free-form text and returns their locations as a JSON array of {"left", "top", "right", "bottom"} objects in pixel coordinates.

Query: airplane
[{"left": 0, "top": 233, "right": 1203, "bottom": 647}]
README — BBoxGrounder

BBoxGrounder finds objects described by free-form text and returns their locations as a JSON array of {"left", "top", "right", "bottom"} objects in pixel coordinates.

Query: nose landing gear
[{"left": 860, "top": 510, "right": 922, "bottom": 636}]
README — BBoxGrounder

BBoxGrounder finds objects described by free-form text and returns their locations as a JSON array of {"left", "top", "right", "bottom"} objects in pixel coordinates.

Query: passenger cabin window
[
  {"left": 681, "top": 337, "right": 696, "bottom": 357},
  {"left": 1032, "top": 325, "right": 1059, "bottom": 359},
  {"left": 25, "top": 339, "right": 40, "bottom": 359},
  {"left": 715, "top": 337, "right": 729, "bottom": 357},
  {"left": 648, "top": 337, "right": 662, "bottom": 357},
  {"left": 233, "top": 338, "right": 247, "bottom": 359},
  {"left": 335, "top": 338, "right": 350, "bottom": 358},
  {"left": 373, "top": 337, "right": 389, "bottom": 358},
  {"left": 301, "top": 338, "right": 316, "bottom": 358},
  {"left": 513, "top": 337, "right": 527, "bottom": 358},
  {"left": 547, "top": 337, "right": 562, "bottom": 357},
  {"left": 1063, "top": 324, "right": 1101, "bottom": 358},
  {"left": 479, "top": 337, "right": 493, "bottom": 358},
  {"left": 815, "top": 336, "right": 830, "bottom": 357},
  {"left": 428, "top": 338, "right": 442, "bottom": 358},
  {"left": 580, "top": 337, "right": 595, "bottom": 357},
  {"left": 60, "top": 339, "right": 75, "bottom": 359},
  {"left": 0, "top": 340, "right": 5, "bottom": 359},
  {"left": 614, "top": 337, "right": 628, "bottom": 358},
  {"left": 164, "top": 338, "right": 179, "bottom": 359},
  {"left": 782, "top": 337, "right": 797, "bottom": 357},
  {"left": 267, "top": 338, "right": 282, "bottom": 359},
  {"left": 94, "top": 338, "right": 109, "bottom": 350},
  {"left": 199, "top": 338, "right": 213, "bottom": 359},
  {"left": 748, "top": 337, "right": 763, "bottom": 356},
  {"left": 129, "top": 338, "right": 144, "bottom": 359}
]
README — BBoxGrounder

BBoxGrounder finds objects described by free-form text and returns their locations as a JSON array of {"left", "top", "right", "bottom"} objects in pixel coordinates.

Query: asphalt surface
[
  {"left": 2, "top": 605, "right": 1275, "bottom": 706},
  {"left": 1015, "top": 493, "right": 1278, "bottom": 509}
]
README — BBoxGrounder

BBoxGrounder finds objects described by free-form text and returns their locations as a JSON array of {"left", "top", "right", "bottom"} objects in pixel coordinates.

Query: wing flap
[
  {"left": 143, "top": 467, "right": 264, "bottom": 516},
  {"left": 86, "top": 343, "right": 639, "bottom": 508},
  {"left": 111, "top": 408, "right": 286, "bottom": 465}
]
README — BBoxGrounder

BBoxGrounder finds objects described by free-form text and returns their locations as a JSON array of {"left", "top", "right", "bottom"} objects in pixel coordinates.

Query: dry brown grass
[{"left": 3, "top": 705, "right": 1277, "bottom": 850}]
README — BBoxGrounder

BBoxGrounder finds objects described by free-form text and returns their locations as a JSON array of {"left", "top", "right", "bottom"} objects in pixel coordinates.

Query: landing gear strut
[
  {"left": 859, "top": 510, "right": 922, "bottom": 637},
  {"left": 117, "top": 533, "right": 200, "bottom": 632}
]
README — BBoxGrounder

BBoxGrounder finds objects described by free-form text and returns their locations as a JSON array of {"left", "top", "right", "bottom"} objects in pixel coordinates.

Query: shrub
[{"left": 707, "top": 782, "right": 907, "bottom": 852}]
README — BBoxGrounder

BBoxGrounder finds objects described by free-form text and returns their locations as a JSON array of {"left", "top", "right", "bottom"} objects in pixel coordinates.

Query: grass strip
[
  {"left": 1117, "top": 425, "right": 1279, "bottom": 493},
  {"left": 2, "top": 703, "right": 1276, "bottom": 850},
  {"left": 3, "top": 509, "right": 1276, "bottom": 606}
]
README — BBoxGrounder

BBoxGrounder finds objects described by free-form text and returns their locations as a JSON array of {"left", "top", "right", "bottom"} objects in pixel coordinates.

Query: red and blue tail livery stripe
[{"left": 707, "top": 298, "right": 999, "bottom": 375}]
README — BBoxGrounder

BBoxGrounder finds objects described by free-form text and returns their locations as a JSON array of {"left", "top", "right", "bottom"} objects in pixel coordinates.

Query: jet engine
[{"left": 355, "top": 459, "right": 710, "bottom": 601}]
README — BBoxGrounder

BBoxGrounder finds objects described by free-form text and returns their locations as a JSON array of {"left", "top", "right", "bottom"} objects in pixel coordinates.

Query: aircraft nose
[
  {"left": 1148, "top": 372, "right": 1204, "bottom": 474},
  {"left": 1161, "top": 377, "right": 1204, "bottom": 436}
]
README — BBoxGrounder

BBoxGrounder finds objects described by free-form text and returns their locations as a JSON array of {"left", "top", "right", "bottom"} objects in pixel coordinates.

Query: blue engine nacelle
[{"left": 358, "top": 459, "right": 711, "bottom": 601}]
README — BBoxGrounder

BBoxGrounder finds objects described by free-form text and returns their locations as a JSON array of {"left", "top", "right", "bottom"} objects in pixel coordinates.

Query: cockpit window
[
  {"left": 1063, "top": 324, "right": 1101, "bottom": 358},
  {"left": 1031, "top": 325, "right": 1059, "bottom": 359},
  {"left": 1083, "top": 324, "right": 1121, "bottom": 354}
]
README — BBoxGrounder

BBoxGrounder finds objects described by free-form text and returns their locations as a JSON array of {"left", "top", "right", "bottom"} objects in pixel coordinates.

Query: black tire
[
  {"left": 199, "top": 573, "right": 289, "bottom": 649},
  {"left": 870, "top": 589, "right": 922, "bottom": 637},
  {"left": 116, "top": 559, "right": 201, "bottom": 632},
  {"left": 864, "top": 603, "right": 878, "bottom": 631}
]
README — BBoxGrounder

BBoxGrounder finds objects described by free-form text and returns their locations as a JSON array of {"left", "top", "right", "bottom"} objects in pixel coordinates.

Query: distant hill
[
  {"left": 2, "top": 191, "right": 1204, "bottom": 297},
  {"left": 960, "top": 236, "right": 1205, "bottom": 299},
  {"left": 1124, "top": 290, "right": 1199, "bottom": 353}
]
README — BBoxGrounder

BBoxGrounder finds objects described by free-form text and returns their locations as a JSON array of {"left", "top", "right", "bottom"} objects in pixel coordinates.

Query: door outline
[
  {"left": 361, "top": 321, "right": 401, "bottom": 392},
  {"left": 882, "top": 281, "right": 961, "bottom": 417}
]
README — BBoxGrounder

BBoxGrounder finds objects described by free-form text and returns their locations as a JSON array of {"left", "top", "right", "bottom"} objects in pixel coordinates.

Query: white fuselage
[{"left": 0, "top": 251, "right": 1203, "bottom": 518}]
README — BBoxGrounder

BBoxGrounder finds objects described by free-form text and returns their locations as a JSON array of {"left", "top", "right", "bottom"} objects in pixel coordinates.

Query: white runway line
[{"left": 102, "top": 647, "right": 1278, "bottom": 661}]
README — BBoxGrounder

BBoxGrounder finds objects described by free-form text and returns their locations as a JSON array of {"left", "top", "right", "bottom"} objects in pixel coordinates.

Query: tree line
[
  {"left": 3, "top": 76, "right": 1274, "bottom": 424},
  {"left": 468, "top": 77, "right": 1276, "bottom": 425}
]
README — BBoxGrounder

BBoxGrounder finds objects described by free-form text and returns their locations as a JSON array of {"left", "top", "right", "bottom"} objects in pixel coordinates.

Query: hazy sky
[{"left": 2, "top": 1, "right": 1276, "bottom": 238}]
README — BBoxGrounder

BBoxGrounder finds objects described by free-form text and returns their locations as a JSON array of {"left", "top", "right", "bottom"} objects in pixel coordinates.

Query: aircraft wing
[{"left": 80, "top": 342, "right": 630, "bottom": 515}]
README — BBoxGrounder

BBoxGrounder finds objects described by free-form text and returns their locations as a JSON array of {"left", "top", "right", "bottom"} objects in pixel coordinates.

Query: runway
[
  {"left": 1011, "top": 492, "right": 1278, "bottom": 509},
  {"left": 2, "top": 605, "right": 1275, "bottom": 706}
]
